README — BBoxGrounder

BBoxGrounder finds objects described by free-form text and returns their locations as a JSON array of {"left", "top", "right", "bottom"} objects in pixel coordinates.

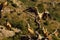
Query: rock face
[
  {"left": 0, "top": 25, "right": 15, "bottom": 37},
  {"left": 0, "top": 25, "right": 21, "bottom": 39},
  {"left": 11, "top": 28, "right": 21, "bottom": 33}
]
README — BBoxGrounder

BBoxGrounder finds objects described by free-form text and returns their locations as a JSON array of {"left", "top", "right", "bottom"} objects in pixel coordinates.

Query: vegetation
[{"left": 0, "top": 0, "right": 60, "bottom": 40}]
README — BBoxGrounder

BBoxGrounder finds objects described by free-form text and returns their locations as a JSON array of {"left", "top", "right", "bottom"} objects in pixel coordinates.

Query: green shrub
[
  {"left": 37, "top": 3, "right": 44, "bottom": 13},
  {"left": 52, "top": 35, "right": 60, "bottom": 40},
  {"left": 20, "top": 0, "right": 27, "bottom": 3},
  {"left": 43, "top": 21, "right": 49, "bottom": 26}
]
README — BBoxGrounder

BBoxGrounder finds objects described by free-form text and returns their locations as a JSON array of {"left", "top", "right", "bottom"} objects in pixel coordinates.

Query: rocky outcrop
[{"left": 0, "top": 25, "right": 21, "bottom": 39}]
